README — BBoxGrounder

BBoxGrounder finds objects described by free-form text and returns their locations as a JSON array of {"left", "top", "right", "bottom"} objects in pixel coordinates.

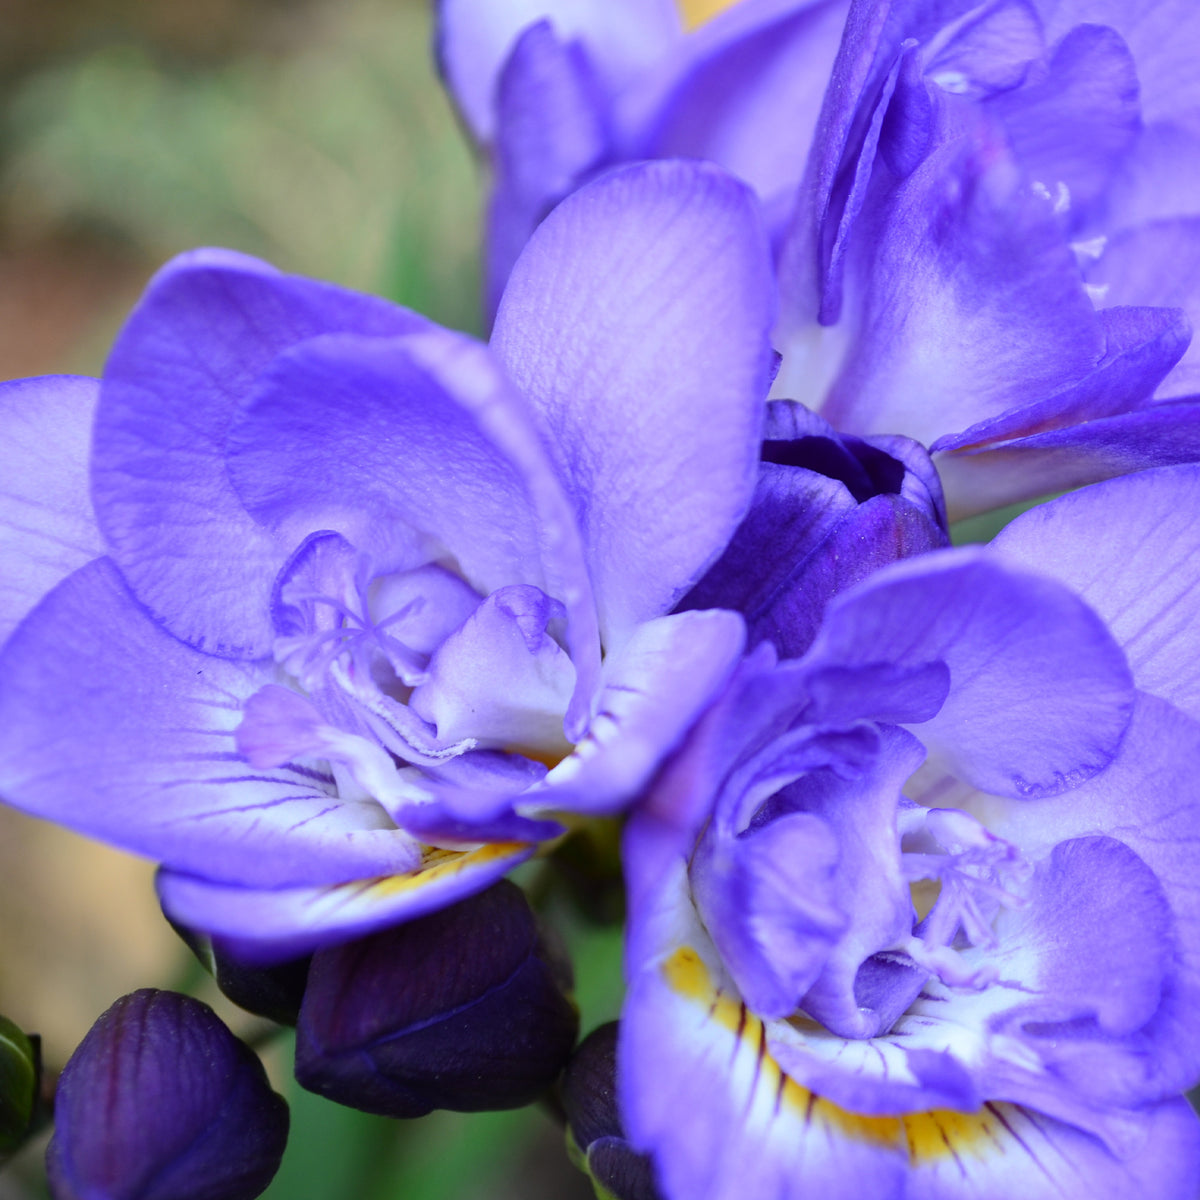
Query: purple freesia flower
[
  {"left": 775, "top": 0, "right": 1200, "bottom": 517},
  {"left": 619, "top": 465, "right": 1200, "bottom": 1198},
  {"left": 436, "top": 0, "right": 849, "bottom": 314},
  {"left": 0, "top": 159, "right": 774, "bottom": 960},
  {"left": 442, "top": 0, "right": 1200, "bottom": 519}
]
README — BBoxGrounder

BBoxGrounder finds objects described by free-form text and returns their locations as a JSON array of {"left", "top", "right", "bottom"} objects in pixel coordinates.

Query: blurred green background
[{"left": 0, "top": 2, "right": 612, "bottom": 1196}]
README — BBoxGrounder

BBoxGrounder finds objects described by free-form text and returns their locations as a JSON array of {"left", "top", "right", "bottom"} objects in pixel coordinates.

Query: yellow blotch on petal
[
  {"left": 369, "top": 841, "right": 528, "bottom": 898},
  {"left": 662, "top": 948, "right": 902, "bottom": 1147},
  {"left": 662, "top": 947, "right": 1008, "bottom": 1164},
  {"left": 903, "top": 1106, "right": 1010, "bottom": 1166},
  {"left": 676, "top": 0, "right": 746, "bottom": 32}
]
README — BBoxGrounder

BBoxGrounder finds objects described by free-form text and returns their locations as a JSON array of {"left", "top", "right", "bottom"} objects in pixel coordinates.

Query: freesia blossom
[
  {"left": 619, "top": 465, "right": 1200, "bottom": 1198},
  {"left": 442, "top": 0, "right": 1200, "bottom": 519},
  {"left": 436, "top": 0, "right": 849, "bottom": 313},
  {"left": 0, "top": 159, "right": 774, "bottom": 960}
]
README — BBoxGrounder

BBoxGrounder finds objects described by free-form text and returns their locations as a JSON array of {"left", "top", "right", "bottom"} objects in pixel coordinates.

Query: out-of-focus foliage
[{"left": 0, "top": 0, "right": 483, "bottom": 335}]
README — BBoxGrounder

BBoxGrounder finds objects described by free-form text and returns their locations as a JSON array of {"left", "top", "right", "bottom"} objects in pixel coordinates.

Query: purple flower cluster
[{"left": 2, "top": 0, "right": 1200, "bottom": 1196}]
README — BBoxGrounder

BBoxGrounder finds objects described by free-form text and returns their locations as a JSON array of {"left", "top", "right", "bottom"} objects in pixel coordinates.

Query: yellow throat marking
[{"left": 663, "top": 946, "right": 1012, "bottom": 1165}]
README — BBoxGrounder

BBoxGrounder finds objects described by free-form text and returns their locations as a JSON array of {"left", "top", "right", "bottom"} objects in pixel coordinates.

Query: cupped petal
[
  {"left": 227, "top": 326, "right": 602, "bottom": 727},
  {"left": 533, "top": 607, "right": 747, "bottom": 814},
  {"left": 800, "top": 548, "right": 1135, "bottom": 798},
  {"left": 992, "top": 465, "right": 1200, "bottom": 720},
  {"left": 789, "top": 726, "right": 927, "bottom": 1038},
  {"left": 690, "top": 809, "right": 846, "bottom": 1019},
  {"left": 93, "top": 249, "right": 425, "bottom": 657},
  {"left": 491, "top": 159, "right": 776, "bottom": 646},
  {"left": 0, "top": 558, "right": 415, "bottom": 889},
  {"left": 409, "top": 584, "right": 575, "bottom": 755},
  {"left": 0, "top": 375, "right": 104, "bottom": 644},
  {"left": 156, "top": 841, "right": 534, "bottom": 964},
  {"left": 934, "top": 398, "right": 1200, "bottom": 521}
]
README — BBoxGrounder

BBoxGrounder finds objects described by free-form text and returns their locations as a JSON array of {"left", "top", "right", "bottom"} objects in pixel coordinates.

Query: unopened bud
[
  {"left": 170, "top": 917, "right": 310, "bottom": 1026},
  {"left": 562, "top": 1022, "right": 662, "bottom": 1200},
  {"left": 295, "top": 880, "right": 579, "bottom": 1117},
  {"left": 46, "top": 990, "right": 288, "bottom": 1200}
]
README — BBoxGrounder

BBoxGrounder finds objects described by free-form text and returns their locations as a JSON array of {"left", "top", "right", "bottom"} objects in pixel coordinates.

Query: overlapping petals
[
  {"left": 772, "top": 0, "right": 1200, "bottom": 516},
  {"left": 619, "top": 466, "right": 1200, "bottom": 1199},
  {"left": 0, "top": 159, "right": 774, "bottom": 958},
  {"left": 437, "top": 0, "right": 848, "bottom": 312}
]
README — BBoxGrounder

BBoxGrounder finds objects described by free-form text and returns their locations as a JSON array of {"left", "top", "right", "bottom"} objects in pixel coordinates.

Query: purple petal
[
  {"left": 1036, "top": 0, "right": 1200, "bottom": 130},
  {"left": 486, "top": 21, "right": 610, "bottom": 316},
  {"left": 936, "top": 398, "right": 1200, "bottom": 522},
  {"left": 0, "top": 558, "right": 415, "bottom": 888},
  {"left": 973, "top": 690, "right": 1200, "bottom": 1097},
  {"left": 409, "top": 584, "right": 575, "bottom": 754},
  {"left": 992, "top": 465, "right": 1200, "bottom": 720},
  {"left": 227, "top": 327, "right": 602, "bottom": 726},
  {"left": 93, "top": 249, "right": 425, "bottom": 657},
  {"left": 436, "top": 0, "right": 679, "bottom": 142},
  {"left": 905, "top": 1098, "right": 1200, "bottom": 1200},
  {"left": 933, "top": 305, "right": 1189, "bottom": 453},
  {"left": 628, "top": 0, "right": 849, "bottom": 221},
  {"left": 491, "top": 159, "right": 775, "bottom": 646},
  {"left": 789, "top": 727, "right": 927, "bottom": 1038},
  {"left": 813, "top": 126, "right": 1105, "bottom": 445},
  {"left": 0, "top": 375, "right": 104, "bottom": 645},
  {"left": 1086, "top": 217, "right": 1200, "bottom": 397},
  {"left": 157, "top": 841, "right": 534, "bottom": 964},
  {"left": 987, "top": 22, "right": 1140, "bottom": 219},
  {"left": 991, "top": 835, "right": 1172, "bottom": 1036},
  {"left": 801, "top": 549, "right": 1135, "bottom": 798},
  {"left": 682, "top": 405, "right": 947, "bottom": 651},
  {"left": 621, "top": 939, "right": 908, "bottom": 1200},
  {"left": 690, "top": 809, "right": 846, "bottom": 1019},
  {"left": 534, "top": 608, "right": 746, "bottom": 814}
]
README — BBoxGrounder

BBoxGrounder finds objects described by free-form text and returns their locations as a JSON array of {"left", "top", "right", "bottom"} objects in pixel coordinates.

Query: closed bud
[
  {"left": 295, "top": 880, "right": 579, "bottom": 1117},
  {"left": 169, "top": 915, "right": 310, "bottom": 1026},
  {"left": 562, "top": 1023, "right": 661, "bottom": 1200},
  {"left": 46, "top": 990, "right": 289, "bottom": 1200},
  {"left": 0, "top": 1015, "right": 39, "bottom": 1163}
]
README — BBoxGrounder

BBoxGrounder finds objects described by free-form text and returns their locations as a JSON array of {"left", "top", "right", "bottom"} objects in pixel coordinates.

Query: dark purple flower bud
[
  {"left": 169, "top": 913, "right": 310, "bottom": 1026},
  {"left": 295, "top": 880, "right": 579, "bottom": 1117},
  {"left": 46, "top": 990, "right": 289, "bottom": 1200},
  {"left": 0, "top": 1015, "right": 39, "bottom": 1163},
  {"left": 561, "top": 1023, "right": 661, "bottom": 1200}
]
